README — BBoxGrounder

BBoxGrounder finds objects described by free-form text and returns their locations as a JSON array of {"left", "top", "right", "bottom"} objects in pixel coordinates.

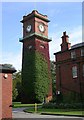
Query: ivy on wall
[
  {"left": 34, "top": 52, "right": 50, "bottom": 102},
  {"left": 22, "top": 50, "right": 50, "bottom": 103}
]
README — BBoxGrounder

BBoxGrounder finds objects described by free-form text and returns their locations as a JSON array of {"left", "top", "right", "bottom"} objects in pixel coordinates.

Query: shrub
[{"left": 42, "top": 102, "right": 84, "bottom": 109}]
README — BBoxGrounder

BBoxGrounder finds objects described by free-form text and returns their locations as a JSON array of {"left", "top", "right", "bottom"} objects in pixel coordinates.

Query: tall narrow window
[
  {"left": 81, "top": 49, "right": 84, "bottom": 56},
  {"left": 83, "top": 64, "right": 84, "bottom": 77},
  {"left": 71, "top": 51, "right": 76, "bottom": 59},
  {"left": 72, "top": 66, "right": 77, "bottom": 78}
]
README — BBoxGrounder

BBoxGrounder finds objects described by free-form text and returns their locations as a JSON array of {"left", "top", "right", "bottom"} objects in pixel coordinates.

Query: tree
[
  {"left": 50, "top": 61, "right": 56, "bottom": 101},
  {"left": 13, "top": 70, "right": 22, "bottom": 101},
  {"left": 12, "top": 80, "right": 18, "bottom": 101}
]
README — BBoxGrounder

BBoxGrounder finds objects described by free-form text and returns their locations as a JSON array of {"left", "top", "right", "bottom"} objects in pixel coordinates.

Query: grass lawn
[
  {"left": 24, "top": 107, "right": 84, "bottom": 117},
  {"left": 13, "top": 102, "right": 84, "bottom": 116},
  {"left": 13, "top": 102, "right": 42, "bottom": 108}
]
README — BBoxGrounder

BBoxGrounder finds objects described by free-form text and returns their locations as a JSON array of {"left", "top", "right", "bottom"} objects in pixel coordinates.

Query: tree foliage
[
  {"left": 12, "top": 83, "right": 18, "bottom": 101},
  {"left": 12, "top": 71, "right": 22, "bottom": 101},
  {"left": 50, "top": 61, "right": 56, "bottom": 100}
]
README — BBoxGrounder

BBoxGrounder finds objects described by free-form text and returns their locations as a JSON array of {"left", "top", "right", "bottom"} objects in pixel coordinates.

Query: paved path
[
  {"left": 12, "top": 108, "right": 84, "bottom": 119},
  {"left": 13, "top": 107, "right": 26, "bottom": 112}
]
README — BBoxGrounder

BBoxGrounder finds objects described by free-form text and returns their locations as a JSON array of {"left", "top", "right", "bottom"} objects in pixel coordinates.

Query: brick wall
[
  {"left": 2, "top": 73, "right": 12, "bottom": 119},
  {"left": 55, "top": 45, "right": 84, "bottom": 99},
  {"left": 0, "top": 73, "right": 2, "bottom": 120}
]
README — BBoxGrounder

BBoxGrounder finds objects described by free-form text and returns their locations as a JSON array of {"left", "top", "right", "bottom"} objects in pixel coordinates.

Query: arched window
[{"left": 40, "top": 44, "right": 45, "bottom": 49}]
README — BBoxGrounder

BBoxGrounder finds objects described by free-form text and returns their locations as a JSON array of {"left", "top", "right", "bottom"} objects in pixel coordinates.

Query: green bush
[
  {"left": 42, "top": 102, "right": 56, "bottom": 109},
  {"left": 42, "top": 102, "right": 84, "bottom": 109}
]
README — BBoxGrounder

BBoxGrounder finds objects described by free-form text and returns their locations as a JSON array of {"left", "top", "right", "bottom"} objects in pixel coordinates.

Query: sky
[{"left": 1, "top": 2, "right": 83, "bottom": 70}]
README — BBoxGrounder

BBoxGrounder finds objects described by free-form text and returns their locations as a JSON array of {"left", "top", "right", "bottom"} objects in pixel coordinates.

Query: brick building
[
  {"left": 54, "top": 31, "right": 84, "bottom": 102},
  {"left": 0, "top": 64, "right": 16, "bottom": 119}
]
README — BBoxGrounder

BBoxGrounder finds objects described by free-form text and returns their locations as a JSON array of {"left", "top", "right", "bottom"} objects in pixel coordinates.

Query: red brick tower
[
  {"left": 0, "top": 64, "right": 16, "bottom": 120},
  {"left": 20, "top": 10, "right": 52, "bottom": 103}
]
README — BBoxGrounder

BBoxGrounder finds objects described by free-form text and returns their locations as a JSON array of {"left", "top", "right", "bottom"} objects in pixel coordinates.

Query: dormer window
[
  {"left": 81, "top": 48, "right": 84, "bottom": 56},
  {"left": 71, "top": 51, "right": 76, "bottom": 59}
]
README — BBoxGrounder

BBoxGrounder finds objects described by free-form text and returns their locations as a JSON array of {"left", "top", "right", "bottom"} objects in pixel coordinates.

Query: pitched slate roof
[
  {"left": 71, "top": 42, "right": 84, "bottom": 49},
  {"left": 0, "top": 64, "right": 16, "bottom": 73}
]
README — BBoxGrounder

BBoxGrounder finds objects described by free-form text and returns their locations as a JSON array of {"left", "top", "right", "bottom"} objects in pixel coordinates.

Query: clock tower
[{"left": 20, "top": 10, "right": 52, "bottom": 103}]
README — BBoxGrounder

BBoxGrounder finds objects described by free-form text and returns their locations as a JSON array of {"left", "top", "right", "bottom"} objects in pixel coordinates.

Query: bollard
[{"left": 35, "top": 103, "right": 37, "bottom": 113}]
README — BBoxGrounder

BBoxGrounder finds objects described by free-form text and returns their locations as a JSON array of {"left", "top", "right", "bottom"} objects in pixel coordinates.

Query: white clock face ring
[
  {"left": 39, "top": 24, "right": 44, "bottom": 32},
  {"left": 27, "top": 25, "right": 31, "bottom": 32}
]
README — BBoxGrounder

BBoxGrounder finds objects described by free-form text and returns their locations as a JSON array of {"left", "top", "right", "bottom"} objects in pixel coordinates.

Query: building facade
[
  {"left": 20, "top": 10, "right": 52, "bottom": 103},
  {"left": 54, "top": 31, "right": 84, "bottom": 102}
]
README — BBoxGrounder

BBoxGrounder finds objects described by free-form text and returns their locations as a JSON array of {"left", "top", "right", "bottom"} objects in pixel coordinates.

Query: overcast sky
[{"left": 1, "top": 2, "right": 82, "bottom": 70}]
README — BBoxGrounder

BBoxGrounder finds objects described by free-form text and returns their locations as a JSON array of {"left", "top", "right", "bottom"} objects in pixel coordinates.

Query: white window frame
[
  {"left": 71, "top": 51, "right": 76, "bottom": 59},
  {"left": 72, "top": 66, "right": 77, "bottom": 78},
  {"left": 81, "top": 49, "right": 84, "bottom": 56}
]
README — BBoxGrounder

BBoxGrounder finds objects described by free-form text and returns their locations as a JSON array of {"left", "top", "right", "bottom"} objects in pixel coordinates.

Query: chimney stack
[{"left": 61, "top": 31, "right": 71, "bottom": 51}]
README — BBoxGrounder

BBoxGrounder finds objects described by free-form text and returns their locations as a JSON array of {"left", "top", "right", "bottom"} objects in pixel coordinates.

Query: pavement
[{"left": 12, "top": 108, "right": 84, "bottom": 120}]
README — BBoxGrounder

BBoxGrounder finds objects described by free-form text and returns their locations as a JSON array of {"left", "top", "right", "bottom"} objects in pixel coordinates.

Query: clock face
[
  {"left": 26, "top": 25, "right": 31, "bottom": 32},
  {"left": 39, "top": 24, "right": 44, "bottom": 32}
]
